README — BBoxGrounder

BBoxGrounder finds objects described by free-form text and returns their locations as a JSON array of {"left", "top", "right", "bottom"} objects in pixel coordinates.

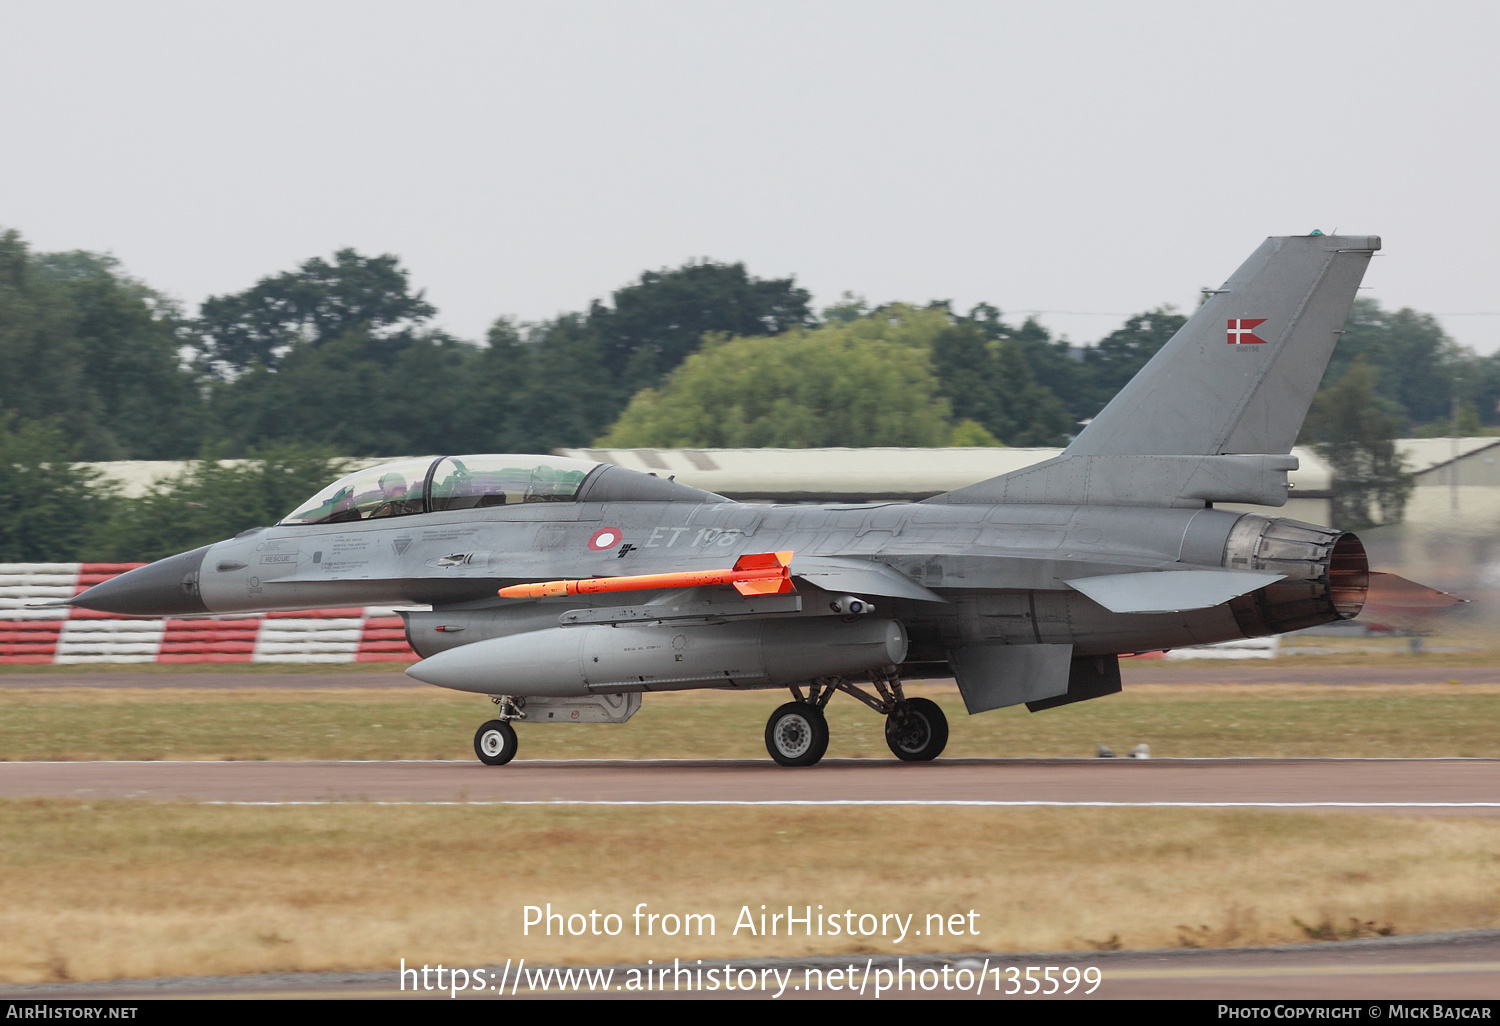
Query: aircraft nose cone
[{"left": 71, "top": 545, "right": 212, "bottom": 616}]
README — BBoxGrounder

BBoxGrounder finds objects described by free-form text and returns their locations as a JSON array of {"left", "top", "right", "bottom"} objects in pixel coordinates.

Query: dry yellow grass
[{"left": 1, "top": 801, "right": 1497, "bottom": 983}]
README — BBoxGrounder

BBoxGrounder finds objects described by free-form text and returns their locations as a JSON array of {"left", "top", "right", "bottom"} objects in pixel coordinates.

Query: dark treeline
[
  {"left": 5, "top": 226, "right": 1496, "bottom": 462},
  {"left": 0, "top": 225, "right": 1493, "bottom": 557}
]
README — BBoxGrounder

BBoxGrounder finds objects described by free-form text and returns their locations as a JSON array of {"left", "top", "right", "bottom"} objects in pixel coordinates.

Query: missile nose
[{"left": 70, "top": 545, "right": 212, "bottom": 616}]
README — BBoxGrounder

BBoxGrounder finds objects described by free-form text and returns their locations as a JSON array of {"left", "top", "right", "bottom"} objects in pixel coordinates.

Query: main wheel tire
[
  {"left": 474, "top": 719, "right": 518, "bottom": 766},
  {"left": 765, "top": 702, "right": 830, "bottom": 767},
  {"left": 885, "top": 697, "right": 948, "bottom": 762}
]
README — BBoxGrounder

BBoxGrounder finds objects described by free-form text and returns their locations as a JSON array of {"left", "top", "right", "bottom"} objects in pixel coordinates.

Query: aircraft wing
[
  {"left": 1066, "top": 569, "right": 1285, "bottom": 613},
  {"left": 790, "top": 556, "right": 947, "bottom": 603}
]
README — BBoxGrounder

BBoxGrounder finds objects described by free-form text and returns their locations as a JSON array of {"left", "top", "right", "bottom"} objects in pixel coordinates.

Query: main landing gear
[
  {"left": 765, "top": 703, "right": 830, "bottom": 767},
  {"left": 469, "top": 683, "right": 947, "bottom": 769},
  {"left": 763, "top": 673, "right": 948, "bottom": 767},
  {"left": 884, "top": 697, "right": 949, "bottom": 763}
]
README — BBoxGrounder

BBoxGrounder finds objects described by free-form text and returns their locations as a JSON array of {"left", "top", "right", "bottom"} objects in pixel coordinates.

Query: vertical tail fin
[
  {"left": 1070, "top": 234, "right": 1380, "bottom": 457},
  {"left": 929, "top": 234, "right": 1379, "bottom": 507}
]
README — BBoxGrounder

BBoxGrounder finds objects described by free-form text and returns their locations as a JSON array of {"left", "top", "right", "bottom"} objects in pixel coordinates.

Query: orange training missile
[{"left": 499, "top": 551, "right": 795, "bottom": 599}]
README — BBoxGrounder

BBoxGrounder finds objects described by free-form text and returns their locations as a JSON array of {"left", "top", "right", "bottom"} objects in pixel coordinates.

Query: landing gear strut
[
  {"left": 475, "top": 695, "right": 524, "bottom": 766},
  {"left": 762, "top": 671, "right": 948, "bottom": 767}
]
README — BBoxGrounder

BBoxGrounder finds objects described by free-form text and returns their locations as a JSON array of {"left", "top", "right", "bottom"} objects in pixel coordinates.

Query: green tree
[
  {"left": 821, "top": 292, "right": 870, "bottom": 323},
  {"left": 1325, "top": 299, "right": 1464, "bottom": 428},
  {"left": 0, "top": 230, "right": 204, "bottom": 460},
  {"left": 198, "top": 255, "right": 816, "bottom": 456},
  {"left": 196, "top": 249, "right": 436, "bottom": 373},
  {"left": 930, "top": 319, "right": 1072, "bottom": 446},
  {"left": 1459, "top": 351, "right": 1500, "bottom": 429},
  {"left": 0, "top": 415, "right": 113, "bottom": 561},
  {"left": 587, "top": 259, "right": 815, "bottom": 404},
  {"left": 948, "top": 419, "right": 1003, "bottom": 446},
  {"left": 597, "top": 307, "right": 975, "bottom": 448},
  {"left": 960, "top": 304, "right": 1089, "bottom": 429},
  {"left": 1078, "top": 307, "right": 1187, "bottom": 420},
  {"left": 206, "top": 327, "right": 486, "bottom": 456},
  {"left": 93, "top": 445, "right": 349, "bottom": 562},
  {"left": 1300, "top": 360, "right": 1414, "bottom": 531}
]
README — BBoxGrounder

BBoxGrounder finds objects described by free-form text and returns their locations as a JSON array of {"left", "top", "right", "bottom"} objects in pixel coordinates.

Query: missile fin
[
  {"left": 733, "top": 577, "right": 796, "bottom": 596},
  {"left": 733, "top": 551, "right": 794, "bottom": 572}
]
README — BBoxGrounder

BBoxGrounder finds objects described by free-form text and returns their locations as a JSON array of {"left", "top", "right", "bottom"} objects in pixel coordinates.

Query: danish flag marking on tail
[{"left": 1227, "top": 318, "right": 1268, "bottom": 344}]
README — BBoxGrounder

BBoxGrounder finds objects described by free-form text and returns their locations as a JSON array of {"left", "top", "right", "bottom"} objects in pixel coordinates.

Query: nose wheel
[
  {"left": 764, "top": 702, "right": 830, "bottom": 767},
  {"left": 474, "top": 719, "right": 518, "bottom": 766}
]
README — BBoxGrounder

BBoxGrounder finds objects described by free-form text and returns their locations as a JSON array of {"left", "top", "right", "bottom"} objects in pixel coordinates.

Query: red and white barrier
[{"left": 0, "top": 564, "right": 421, "bottom": 665}]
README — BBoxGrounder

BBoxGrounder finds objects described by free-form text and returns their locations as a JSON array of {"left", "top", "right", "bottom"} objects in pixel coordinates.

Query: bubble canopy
[{"left": 280, "top": 455, "right": 601, "bottom": 526}]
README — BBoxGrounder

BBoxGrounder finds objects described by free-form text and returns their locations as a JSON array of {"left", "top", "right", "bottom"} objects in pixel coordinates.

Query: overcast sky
[{"left": 4, "top": 1, "right": 1497, "bottom": 353}]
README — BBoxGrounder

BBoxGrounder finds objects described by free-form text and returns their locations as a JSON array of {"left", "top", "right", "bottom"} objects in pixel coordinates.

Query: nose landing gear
[
  {"left": 474, "top": 720, "right": 518, "bottom": 766},
  {"left": 474, "top": 695, "right": 525, "bottom": 766}
]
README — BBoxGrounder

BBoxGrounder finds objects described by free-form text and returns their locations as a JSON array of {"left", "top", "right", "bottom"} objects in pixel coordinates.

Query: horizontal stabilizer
[
  {"left": 1067, "top": 570, "right": 1284, "bottom": 613},
  {"left": 791, "top": 556, "right": 946, "bottom": 603}
]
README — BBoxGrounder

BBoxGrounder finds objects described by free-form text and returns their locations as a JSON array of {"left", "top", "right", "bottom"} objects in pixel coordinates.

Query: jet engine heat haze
[{"left": 72, "top": 234, "right": 1420, "bottom": 767}]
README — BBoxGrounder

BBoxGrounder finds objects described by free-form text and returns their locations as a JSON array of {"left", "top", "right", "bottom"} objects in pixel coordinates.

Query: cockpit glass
[
  {"left": 279, "top": 455, "right": 601, "bottom": 525},
  {"left": 280, "top": 459, "right": 436, "bottom": 525},
  {"left": 429, "top": 455, "right": 595, "bottom": 511}
]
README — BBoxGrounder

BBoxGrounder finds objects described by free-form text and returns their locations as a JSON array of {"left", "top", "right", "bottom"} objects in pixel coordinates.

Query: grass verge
[
  {"left": 1, "top": 801, "right": 1496, "bottom": 983},
  {"left": 0, "top": 683, "right": 1497, "bottom": 761}
]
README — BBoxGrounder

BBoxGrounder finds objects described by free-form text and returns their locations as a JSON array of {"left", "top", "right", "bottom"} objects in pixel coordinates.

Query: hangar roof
[
  {"left": 82, "top": 440, "right": 1496, "bottom": 505},
  {"left": 555, "top": 446, "right": 1336, "bottom": 502}
]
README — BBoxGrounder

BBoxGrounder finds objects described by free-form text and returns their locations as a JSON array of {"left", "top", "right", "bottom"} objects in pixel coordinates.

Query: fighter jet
[{"left": 71, "top": 233, "right": 1405, "bottom": 767}]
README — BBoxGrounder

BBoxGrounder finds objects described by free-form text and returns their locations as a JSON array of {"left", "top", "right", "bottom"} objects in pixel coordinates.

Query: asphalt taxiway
[
  {"left": 2, "top": 931, "right": 1497, "bottom": 1000},
  {"left": 0, "top": 756, "right": 1495, "bottom": 813}
]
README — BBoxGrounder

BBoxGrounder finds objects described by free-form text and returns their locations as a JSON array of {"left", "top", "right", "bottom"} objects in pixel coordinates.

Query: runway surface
[
  {"left": 2, "top": 757, "right": 1496, "bottom": 812},
  {"left": 3, "top": 663, "right": 1498, "bottom": 689},
  {"left": 3, "top": 931, "right": 1497, "bottom": 999}
]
